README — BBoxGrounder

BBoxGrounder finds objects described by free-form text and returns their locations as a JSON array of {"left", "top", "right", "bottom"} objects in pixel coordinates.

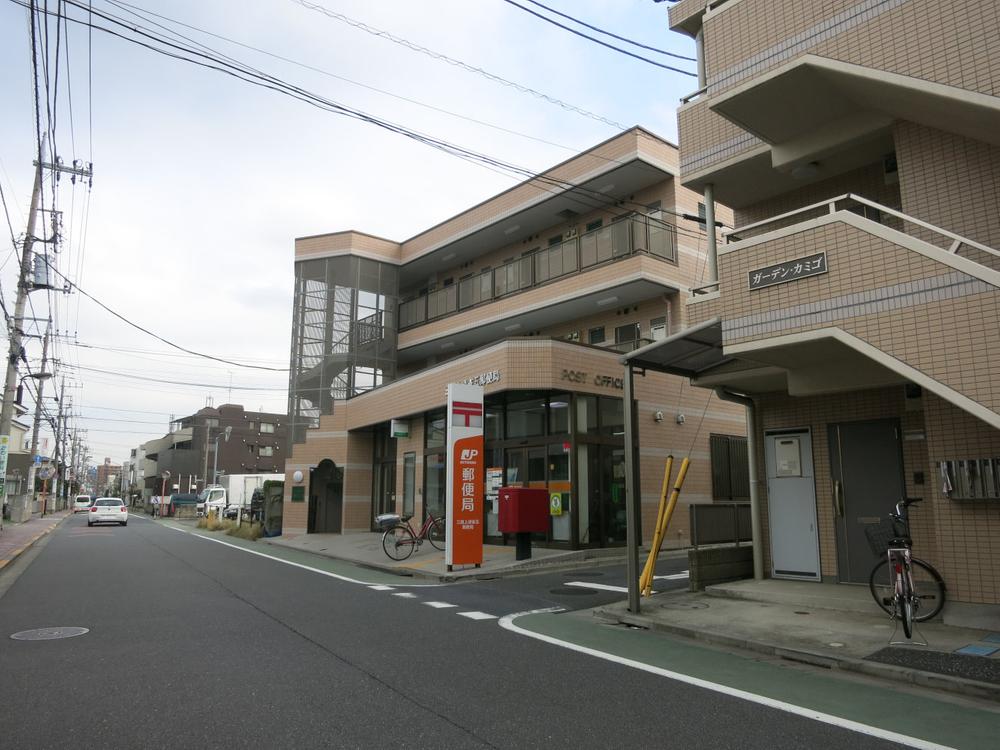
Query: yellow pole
[
  {"left": 640, "top": 456, "right": 673, "bottom": 593},
  {"left": 642, "top": 457, "right": 691, "bottom": 597}
]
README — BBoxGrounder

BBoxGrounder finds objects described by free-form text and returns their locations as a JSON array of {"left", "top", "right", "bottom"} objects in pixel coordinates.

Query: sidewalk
[
  {"left": 0, "top": 510, "right": 72, "bottom": 571},
  {"left": 266, "top": 530, "right": 635, "bottom": 581},
  {"left": 595, "top": 578, "right": 1000, "bottom": 702}
]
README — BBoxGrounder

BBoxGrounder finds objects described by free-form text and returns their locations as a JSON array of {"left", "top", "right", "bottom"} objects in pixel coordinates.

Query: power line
[
  {"left": 517, "top": 0, "right": 695, "bottom": 60},
  {"left": 288, "top": 0, "right": 629, "bottom": 130},
  {"left": 37, "top": 256, "right": 289, "bottom": 372},
  {"left": 499, "top": 0, "right": 696, "bottom": 74},
  {"left": 63, "top": 362, "right": 286, "bottom": 391}
]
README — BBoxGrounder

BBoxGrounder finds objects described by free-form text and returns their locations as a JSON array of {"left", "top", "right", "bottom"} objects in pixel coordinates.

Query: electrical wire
[
  {"left": 517, "top": 0, "right": 695, "bottom": 60},
  {"left": 287, "top": 0, "right": 629, "bottom": 130},
  {"left": 499, "top": 0, "right": 696, "bottom": 74}
]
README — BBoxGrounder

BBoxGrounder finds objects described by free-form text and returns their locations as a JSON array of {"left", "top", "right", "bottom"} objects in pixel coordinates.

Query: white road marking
[
  {"left": 457, "top": 611, "right": 497, "bottom": 620},
  {"left": 392, "top": 593, "right": 418, "bottom": 598},
  {"left": 653, "top": 571, "right": 689, "bottom": 580},
  {"left": 424, "top": 601, "right": 458, "bottom": 609},
  {"left": 499, "top": 609, "right": 953, "bottom": 750},
  {"left": 158, "top": 527, "right": 442, "bottom": 587},
  {"left": 564, "top": 582, "right": 629, "bottom": 593},
  {"left": 368, "top": 585, "right": 394, "bottom": 591}
]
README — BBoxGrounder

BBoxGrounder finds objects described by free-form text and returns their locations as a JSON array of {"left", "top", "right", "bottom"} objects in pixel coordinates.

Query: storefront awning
[{"left": 620, "top": 317, "right": 731, "bottom": 376}]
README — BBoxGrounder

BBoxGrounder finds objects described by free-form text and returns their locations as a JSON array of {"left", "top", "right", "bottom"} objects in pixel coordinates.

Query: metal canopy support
[{"left": 623, "top": 363, "right": 641, "bottom": 613}]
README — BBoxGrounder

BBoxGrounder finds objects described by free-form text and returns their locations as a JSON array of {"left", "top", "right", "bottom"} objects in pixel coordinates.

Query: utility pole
[
  {"left": 24, "top": 322, "right": 51, "bottom": 519},
  {"left": 0, "top": 135, "right": 45, "bottom": 459},
  {"left": 50, "top": 376, "right": 65, "bottom": 512}
]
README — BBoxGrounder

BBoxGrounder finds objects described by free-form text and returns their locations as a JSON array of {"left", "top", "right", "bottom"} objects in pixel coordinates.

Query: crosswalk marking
[
  {"left": 424, "top": 601, "right": 458, "bottom": 609},
  {"left": 368, "top": 585, "right": 395, "bottom": 591},
  {"left": 392, "top": 592, "right": 417, "bottom": 599},
  {"left": 457, "top": 611, "right": 497, "bottom": 620},
  {"left": 653, "top": 571, "right": 689, "bottom": 581}
]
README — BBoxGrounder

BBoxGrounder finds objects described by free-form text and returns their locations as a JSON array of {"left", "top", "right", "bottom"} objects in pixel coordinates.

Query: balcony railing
[{"left": 399, "top": 213, "right": 676, "bottom": 330}]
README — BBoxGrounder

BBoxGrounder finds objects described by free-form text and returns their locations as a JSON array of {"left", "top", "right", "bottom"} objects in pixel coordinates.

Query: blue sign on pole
[{"left": 33, "top": 454, "right": 41, "bottom": 466}]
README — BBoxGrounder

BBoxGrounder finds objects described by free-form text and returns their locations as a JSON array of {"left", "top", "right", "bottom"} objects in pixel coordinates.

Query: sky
[{"left": 0, "top": 0, "right": 698, "bottom": 469}]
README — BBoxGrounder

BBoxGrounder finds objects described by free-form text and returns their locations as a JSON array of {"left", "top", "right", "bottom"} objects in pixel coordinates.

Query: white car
[
  {"left": 73, "top": 495, "right": 94, "bottom": 513},
  {"left": 88, "top": 497, "right": 128, "bottom": 527}
]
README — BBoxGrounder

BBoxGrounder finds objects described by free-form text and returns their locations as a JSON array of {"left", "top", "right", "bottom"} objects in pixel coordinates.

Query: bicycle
[
  {"left": 865, "top": 498, "right": 946, "bottom": 639},
  {"left": 378, "top": 513, "right": 446, "bottom": 561}
]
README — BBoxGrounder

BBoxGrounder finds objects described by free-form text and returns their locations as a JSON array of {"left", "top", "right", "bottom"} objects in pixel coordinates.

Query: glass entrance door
[
  {"left": 582, "top": 445, "right": 626, "bottom": 547},
  {"left": 373, "top": 461, "right": 396, "bottom": 525}
]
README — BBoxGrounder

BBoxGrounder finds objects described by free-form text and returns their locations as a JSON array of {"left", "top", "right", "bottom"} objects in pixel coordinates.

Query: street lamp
[{"left": 211, "top": 426, "right": 232, "bottom": 485}]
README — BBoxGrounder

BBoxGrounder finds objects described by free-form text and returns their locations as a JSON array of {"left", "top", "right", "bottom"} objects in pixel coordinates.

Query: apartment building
[
  {"left": 645, "top": 0, "right": 1000, "bottom": 623},
  {"left": 283, "top": 127, "right": 747, "bottom": 550}
]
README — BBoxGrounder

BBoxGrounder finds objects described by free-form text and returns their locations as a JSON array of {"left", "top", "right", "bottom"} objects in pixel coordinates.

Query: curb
[
  {"left": 0, "top": 514, "right": 71, "bottom": 571},
  {"left": 261, "top": 540, "right": 688, "bottom": 583},
  {"left": 592, "top": 605, "right": 1000, "bottom": 703}
]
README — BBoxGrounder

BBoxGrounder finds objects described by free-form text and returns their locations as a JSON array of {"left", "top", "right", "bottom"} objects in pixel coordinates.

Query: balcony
[{"left": 399, "top": 213, "right": 676, "bottom": 331}]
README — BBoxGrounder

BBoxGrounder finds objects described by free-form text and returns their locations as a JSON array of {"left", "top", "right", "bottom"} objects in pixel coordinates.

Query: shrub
[{"left": 226, "top": 520, "right": 263, "bottom": 541}]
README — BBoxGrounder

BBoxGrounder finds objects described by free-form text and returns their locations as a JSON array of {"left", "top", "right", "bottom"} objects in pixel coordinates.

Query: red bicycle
[{"left": 378, "top": 513, "right": 446, "bottom": 560}]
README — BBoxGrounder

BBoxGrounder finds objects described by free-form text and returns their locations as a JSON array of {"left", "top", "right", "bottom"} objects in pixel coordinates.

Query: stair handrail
[{"left": 725, "top": 193, "right": 1000, "bottom": 260}]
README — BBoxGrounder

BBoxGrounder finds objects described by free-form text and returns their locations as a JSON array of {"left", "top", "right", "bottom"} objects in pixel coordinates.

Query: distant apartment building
[
  {"left": 282, "top": 127, "right": 748, "bottom": 548},
  {"left": 142, "top": 404, "right": 288, "bottom": 496},
  {"left": 652, "top": 0, "right": 1000, "bottom": 622},
  {"left": 96, "top": 457, "right": 122, "bottom": 492}
]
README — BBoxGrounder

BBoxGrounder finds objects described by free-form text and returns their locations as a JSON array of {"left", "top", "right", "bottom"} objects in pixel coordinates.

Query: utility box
[{"left": 498, "top": 487, "right": 549, "bottom": 534}]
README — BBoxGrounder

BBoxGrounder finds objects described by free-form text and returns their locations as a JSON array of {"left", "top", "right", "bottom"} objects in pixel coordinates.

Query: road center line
[{"left": 498, "top": 609, "right": 953, "bottom": 750}]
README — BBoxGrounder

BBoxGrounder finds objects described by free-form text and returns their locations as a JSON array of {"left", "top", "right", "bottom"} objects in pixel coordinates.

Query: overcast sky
[{"left": 0, "top": 0, "right": 697, "bottom": 468}]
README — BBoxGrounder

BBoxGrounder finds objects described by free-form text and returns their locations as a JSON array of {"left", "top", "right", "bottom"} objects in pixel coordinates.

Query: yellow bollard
[
  {"left": 642, "top": 456, "right": 691, "bottom": 597},
  {"left": 640, "top": 456, "right": 673, "bottom": 593}
]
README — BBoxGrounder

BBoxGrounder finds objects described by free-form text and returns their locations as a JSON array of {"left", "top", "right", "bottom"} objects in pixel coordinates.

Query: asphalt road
[{"left": 0, "top": 514, "right": 913, "bottom": 749}]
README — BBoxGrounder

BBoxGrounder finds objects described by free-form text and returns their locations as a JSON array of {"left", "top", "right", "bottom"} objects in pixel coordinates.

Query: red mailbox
[{"left": 498, "top": 487, "right": 549, "bottom": 534}]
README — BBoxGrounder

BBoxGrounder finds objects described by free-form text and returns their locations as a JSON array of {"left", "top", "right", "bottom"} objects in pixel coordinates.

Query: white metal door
[{"left": 765, "top": 428, "right": 821, "bottom": 580}]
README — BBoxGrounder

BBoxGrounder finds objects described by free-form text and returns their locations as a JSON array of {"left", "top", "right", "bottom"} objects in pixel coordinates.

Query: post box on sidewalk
[{"left": 498, "top": 487, "right": 548, "bottom": 560}]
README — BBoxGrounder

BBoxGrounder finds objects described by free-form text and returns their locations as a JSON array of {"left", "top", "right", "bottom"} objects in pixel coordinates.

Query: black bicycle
[{"left": 865, "top": 498, "right": 946, "bottom": 638}]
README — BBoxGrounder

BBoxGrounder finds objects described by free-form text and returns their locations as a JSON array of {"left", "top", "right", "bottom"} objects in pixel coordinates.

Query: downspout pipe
[{"left": 714, "top": 388, "right": 764, "bottom": 580}]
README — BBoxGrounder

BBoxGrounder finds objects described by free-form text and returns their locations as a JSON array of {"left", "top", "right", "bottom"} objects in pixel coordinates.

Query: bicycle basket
[
  {"left": 864, "top": 519, "right": 898, "bottom": 557},
  {"left": 375, "top": 513, "right": 401, "bottom": 530}
]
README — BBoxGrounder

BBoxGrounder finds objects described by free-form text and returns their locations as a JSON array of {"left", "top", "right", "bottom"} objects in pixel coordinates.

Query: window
[
  {"left": 651, "top": 316, "right": 668, "bottom": 341},
  {"left": 205, "top": 418, "right": 219, "bottom": 428},
  {"left": 588, "top": 326, "right": 605, "bottom": 345},
  {"left": 506, "top": 396, "right": 546, "bottom": 439},
  {"left": 403, "top": 452, "right": 416, "bottom": 516},
  {"left": 698, "top": 202, "right": 706, "bottom": 220},
  {"left": 247, "top": 444, "right": 256, "bottom": 453},
  {"left": 586, "top": 219, "right": 603, "bottom": 232},
  {"left": 259, "top": 446, "right": 274, "bottom": 457},
  {"left": 710, "top": 434, "right": 750, "bottom": 501},
  {"left": 425, "top": 410, "right": 446, "bottom": 449},
  {"left": 614, "top": 322, "right": 640, "bottom": 344},
  {"left": 548, "top": 234, "right": 563, "bottom": 247},
  {"left": 260, "top": 422, "right": 275, "bottom": 434}
]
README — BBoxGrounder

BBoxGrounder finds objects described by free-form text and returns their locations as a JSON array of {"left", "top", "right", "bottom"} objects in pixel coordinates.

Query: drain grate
[{"left": 11, "top": 626, "right": 89, "bottom": 641}]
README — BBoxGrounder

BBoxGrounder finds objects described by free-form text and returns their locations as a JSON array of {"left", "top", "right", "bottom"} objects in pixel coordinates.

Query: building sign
[
  {"left": 461, "top": 369, "right": 500, "bottom": 387},
  {"left": 390, "top": 419, "right": 409, "bottom": 438},
  {"left": 560, "top": 370, "right": 624, "bottom": 390},
  {"left": 749, "top": 252, "right": 827, "bottom": 290},
  {"left": 446, "top": 383, "right": 484, "bottom": 569},
  {"left": 549, "top": 492, "right": 563, "bottom": 516}
]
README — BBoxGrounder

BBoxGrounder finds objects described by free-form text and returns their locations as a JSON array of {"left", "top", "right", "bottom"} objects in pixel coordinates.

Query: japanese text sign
[
  {"left": 446, "top": 383, "right": 484, "bottom": 568},
  {"left": 748, "top": 252, "right": 827, "bottom": 290}
]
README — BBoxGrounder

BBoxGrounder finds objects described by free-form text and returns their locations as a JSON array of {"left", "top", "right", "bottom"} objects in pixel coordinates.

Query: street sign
[
  {"left": 33, "top": 454, "right": 41, "bottom": 466},
  {"left": 38, "top": 466, "right": 54, "bottom": 480},
  {"left": 0, "top": 435, "right": 9, "bottom": 498}
]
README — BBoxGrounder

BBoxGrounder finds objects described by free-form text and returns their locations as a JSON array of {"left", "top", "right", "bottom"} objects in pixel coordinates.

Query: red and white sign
[{"left": 446, "top": 383, "right": 484, "bottom": 568}]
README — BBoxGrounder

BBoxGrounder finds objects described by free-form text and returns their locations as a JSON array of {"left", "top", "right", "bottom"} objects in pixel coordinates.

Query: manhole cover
[
  {"left": 549, "top": 587, "right": 596, "bottom": 596},
  {"left": 564, "top": 571, "right": 604, "bottom": 578},
  {"left": 10, "top": 627, "right": 89, "bottom": 641}
]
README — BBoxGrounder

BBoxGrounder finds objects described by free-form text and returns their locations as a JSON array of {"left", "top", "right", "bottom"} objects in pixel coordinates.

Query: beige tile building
[
  {"left": 649, "top": 0, "right": 1000, "bottom": 624},
  {"left": 282, "top": 128, "right": 746, "bottom": 552}
]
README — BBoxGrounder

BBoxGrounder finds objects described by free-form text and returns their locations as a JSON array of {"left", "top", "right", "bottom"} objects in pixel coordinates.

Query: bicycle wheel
[
  {"left": 909, "top": 557, "right": 946, "bottom": 621},
  {"left": 869, "top": 558, "right": 945, "bottom": 622},
  {"left": 427, "top": 517, "right": 446, "bottom": 551},
  {"left": 382, "top": 525, "right": 415, "bottom": 561},
  {"left": 900, "top": 572, "right": 914, "bottom": 638}
]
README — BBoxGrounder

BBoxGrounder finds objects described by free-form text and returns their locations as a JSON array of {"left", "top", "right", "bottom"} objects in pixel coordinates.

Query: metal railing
[
  {"left": 690, "top": 502, "right": 752, "bottom": 548},
  {"left": 399, "top": 213, "right": 677, "bottom": 331},
  {"left": 725, "top": 193, "right": 1000, "bottom": 262}
]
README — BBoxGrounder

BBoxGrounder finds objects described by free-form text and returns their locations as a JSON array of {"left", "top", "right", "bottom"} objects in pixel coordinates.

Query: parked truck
[{"left": 198, "top": 473, "right": 283, "bottom": 518}]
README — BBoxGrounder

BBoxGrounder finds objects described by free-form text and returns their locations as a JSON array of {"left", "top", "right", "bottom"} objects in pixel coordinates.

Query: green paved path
[{"left": 509, "top": 611, "right": 999, "bottom": 750}]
